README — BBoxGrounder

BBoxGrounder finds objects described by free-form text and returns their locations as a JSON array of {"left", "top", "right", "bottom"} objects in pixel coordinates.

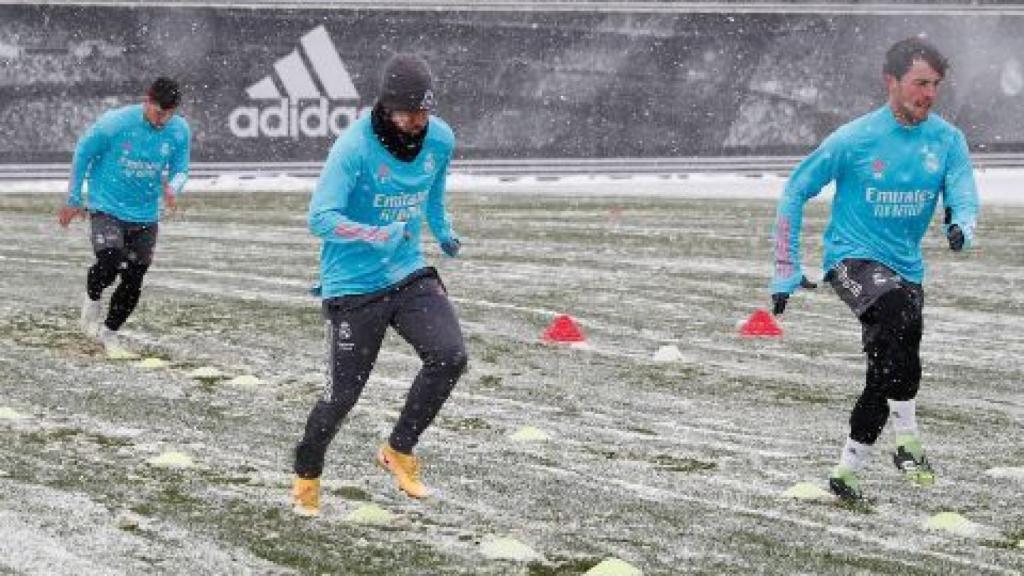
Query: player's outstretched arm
[
  {"left": 942, "top": 131, "right": 979, "bottom": 252},
  {"left": 769, "top": 136, "right": 839, "bottom": 315}
]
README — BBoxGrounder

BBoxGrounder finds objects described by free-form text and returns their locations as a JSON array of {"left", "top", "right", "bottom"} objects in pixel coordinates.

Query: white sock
[
  {"left": 838, "top": 437, "right": 872, "bottom": 473},
  {"left": 888, "top": 399, "right": 918, "bottom": 437}
]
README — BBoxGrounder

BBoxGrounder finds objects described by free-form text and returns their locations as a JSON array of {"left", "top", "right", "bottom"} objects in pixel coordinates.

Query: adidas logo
[{"left": 228, "top": 25, "right": 370, "bottom": 139}]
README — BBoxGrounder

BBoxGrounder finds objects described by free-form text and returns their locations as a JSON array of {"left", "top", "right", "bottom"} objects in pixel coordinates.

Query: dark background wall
[{"left": 1, "top": 5, "right": 1023, "bottom": 163}]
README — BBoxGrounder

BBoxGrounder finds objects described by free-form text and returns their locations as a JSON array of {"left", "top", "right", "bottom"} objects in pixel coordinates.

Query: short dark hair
[
  {"left": 147, "top": 77, "right": 181, "bottom": 109},
  {"left": 883, "top": 37, "right": 948, "bottom": 79}
]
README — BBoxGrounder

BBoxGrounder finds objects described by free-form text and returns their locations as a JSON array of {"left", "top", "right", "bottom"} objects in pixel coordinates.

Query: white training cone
[
  {"left": 585, "top": 558, "right": 643, "bottom": 576},
  {"left": 115, "top": 511, "right": 143, "bottom": 530},
  {"left": 652, "top": 344, "right": 684, "bottom": 363},
  {"left": 478, "top": 535, "right": 543, "bottom": 562}
]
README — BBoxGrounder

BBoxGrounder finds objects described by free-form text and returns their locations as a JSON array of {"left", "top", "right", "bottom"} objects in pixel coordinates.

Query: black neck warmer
[{"left": 371, "top": 103, "right": 427, "bottom": 162}]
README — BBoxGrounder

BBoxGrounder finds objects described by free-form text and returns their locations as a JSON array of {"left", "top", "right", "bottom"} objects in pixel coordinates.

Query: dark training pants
[
  {"left": 827, "top": 259, "right": 924, "bottom": 446},
  {"left": 87, "top": 212, "right": 158, "bottom": 331},
  {"left": 294, "top": 269, "right": 468, "bottom": 479}
]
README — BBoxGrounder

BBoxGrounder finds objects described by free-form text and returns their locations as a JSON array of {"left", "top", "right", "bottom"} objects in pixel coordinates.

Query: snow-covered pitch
[{"left": 1, "top": 173, "right": 1022, "bottom": 574}]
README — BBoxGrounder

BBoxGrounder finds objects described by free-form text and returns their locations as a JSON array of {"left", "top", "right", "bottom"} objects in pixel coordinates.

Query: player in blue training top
[
  {"left": 769, "top": 37, "right": 979, "bottom": 502},
  {"left": 291, "top": 53, "right": 467, "bottom": 516},
  {"left": 57, "top": 77, "right": 191, "bottom": 360}
]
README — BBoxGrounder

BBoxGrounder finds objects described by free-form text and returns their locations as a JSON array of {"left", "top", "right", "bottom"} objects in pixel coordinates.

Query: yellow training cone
[
  {"left": 227, "top": 374, "right": 261, "bottom": 387},
  {"left": 923, "top": 512, "right": 982, "bottom": 538},
  {"left": 189, "top": 366, "right": 224, "bottom": 380},
  {"left": 509, "top": 426, "right": 550, "bottom": 442},
  {"left": 146, "top": 451, "right": 197, "bottom": 469},
  {"left": 138, "top": 357, "right": 169, "bottom": 369},
  {"left": 585, "top": 558, "right": 643, "bottom": 576},
  {"left": 783, "top": 482, "right": 832, "bottom": 500},
  {"left": 478, "top": 535, "right": 543, "bottom": 562},
  {"left": 0, "top": 407, "right": 29, "bottom": 421},
  {"left": 344, "top": 503, "right": 395, "bottom": 526}
]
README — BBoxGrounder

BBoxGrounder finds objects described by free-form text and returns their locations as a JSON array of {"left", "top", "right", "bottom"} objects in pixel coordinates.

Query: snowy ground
[{"left": 1, "top": 175, "right": 1022, "bottom": 575}]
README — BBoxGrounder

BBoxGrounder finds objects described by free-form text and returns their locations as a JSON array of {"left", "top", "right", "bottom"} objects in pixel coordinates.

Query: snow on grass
[
  {"left": 985, "top": 467, "right": 1024, "bottom": 482},
  {"left": 1, "top": 187, "right": 1022, "bottom": 574},
  {"left": 3, "top": 167, "right": 1023, "bottom": 203}
]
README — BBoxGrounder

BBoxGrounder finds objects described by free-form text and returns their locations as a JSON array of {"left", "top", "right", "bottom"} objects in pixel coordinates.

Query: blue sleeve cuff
[{"left": 771, "top": 272, "right": 804, "bottom": 295}]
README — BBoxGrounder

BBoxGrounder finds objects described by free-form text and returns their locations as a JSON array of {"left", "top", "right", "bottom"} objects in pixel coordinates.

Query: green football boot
[{"left": 892, "top": 435, "right": 935, "bottom": 486}]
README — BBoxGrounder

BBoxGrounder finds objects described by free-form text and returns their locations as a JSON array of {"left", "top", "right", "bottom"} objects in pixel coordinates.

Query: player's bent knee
[
  {"left": 122, "top": 262, "right": 149, "bottom": 283},
  {"left": 441, "top": 346, "right": 469, "bottom": 376}
]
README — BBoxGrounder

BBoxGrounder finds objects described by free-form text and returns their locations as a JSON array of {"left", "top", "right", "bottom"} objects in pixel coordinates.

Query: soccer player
[
  {"left": 57, "top": 77, "right": 191, "bottom": 359},
  {"left": 769, "top": 37, "right": 979, "bottom": 502},
  {"left": 291, "top": 53, "right": 467, "bottom": 516}
]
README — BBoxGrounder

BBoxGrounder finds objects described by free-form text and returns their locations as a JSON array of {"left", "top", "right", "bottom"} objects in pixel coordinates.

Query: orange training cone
[
  {"left": 542, "top": 314, "right": 586, "bottom": 343},
  {"left": 739, "top": 309, "right": 783, "bottom": 337}
]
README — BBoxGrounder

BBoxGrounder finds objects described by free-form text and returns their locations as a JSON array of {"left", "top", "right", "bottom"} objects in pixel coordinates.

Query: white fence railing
[{"left": 3, "top": 154, "right": 1024, "bottom": 180}]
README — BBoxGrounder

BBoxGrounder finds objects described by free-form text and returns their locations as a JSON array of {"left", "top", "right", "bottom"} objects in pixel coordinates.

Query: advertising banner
[{"left": 1, "top": 5, "right": 1022, "bottom": 163}]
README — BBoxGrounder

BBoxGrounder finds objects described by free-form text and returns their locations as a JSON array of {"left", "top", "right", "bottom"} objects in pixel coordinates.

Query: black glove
[
  {"left": 771, "top": 276, "right": 818, "bottom": 316},
  {"left": 944, "top": 206, "right": 964, "bottom": 251},
  {"left": 947, "top": 224, "right": 964, "bottom": 251},
  {"left": 771, "top": 293, "right": 789, "bottom": 316},
  {"left": 440, "top": 237, "right": 461, "bottom": 257}
]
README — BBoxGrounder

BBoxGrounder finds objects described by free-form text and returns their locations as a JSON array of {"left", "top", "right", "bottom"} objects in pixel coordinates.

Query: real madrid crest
[
  {"left": 420, "top": 89, "right": 436, "bottom": 111},
  {"left": 423, "top": 152, "right": 435, "bottom": 174},
  {"left": 337, "top": 321, "right": 352, "bottom": 340}
]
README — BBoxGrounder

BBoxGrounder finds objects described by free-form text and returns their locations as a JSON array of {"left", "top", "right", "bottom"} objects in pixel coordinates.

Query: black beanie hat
[{"left": 378, "top": 53, "right": 435, "bottom": 112}]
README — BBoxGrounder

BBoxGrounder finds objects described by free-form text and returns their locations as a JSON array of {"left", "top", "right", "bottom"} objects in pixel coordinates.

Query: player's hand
[
  {"left": 771, "top": 275, "right": 817, "bottom": 316},
  {"left": 943, "top": 206, "right": 971, "bottom": 251},
  {"left": 771, "top": 292, "right": 789, "bottom": 316},
  {"left": 440, "top": 237, "right": 461, "bottom": 258},
  {"left": 947, "top": 224, "right": 964, "bottom": 251},
  {"left": 163, "top": 188, "right": 178, "bottom": 218},
  {"left": 365, "top": 220, "right": 410, "bottom": 253},
  {"left": 57, "top": 205, "right": 86, "bottom": 228}
]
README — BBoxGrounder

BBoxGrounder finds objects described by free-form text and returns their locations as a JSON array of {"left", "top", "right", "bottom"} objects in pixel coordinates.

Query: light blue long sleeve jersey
[
  {"left": 771, "top": 105, "right": 979, "bottom": 295},
  {"left": 310, "top": 114, "right": 458, "bottom": 297},
  {"left": 67, "top": 104, "right": 191, "bottom": 224}
]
